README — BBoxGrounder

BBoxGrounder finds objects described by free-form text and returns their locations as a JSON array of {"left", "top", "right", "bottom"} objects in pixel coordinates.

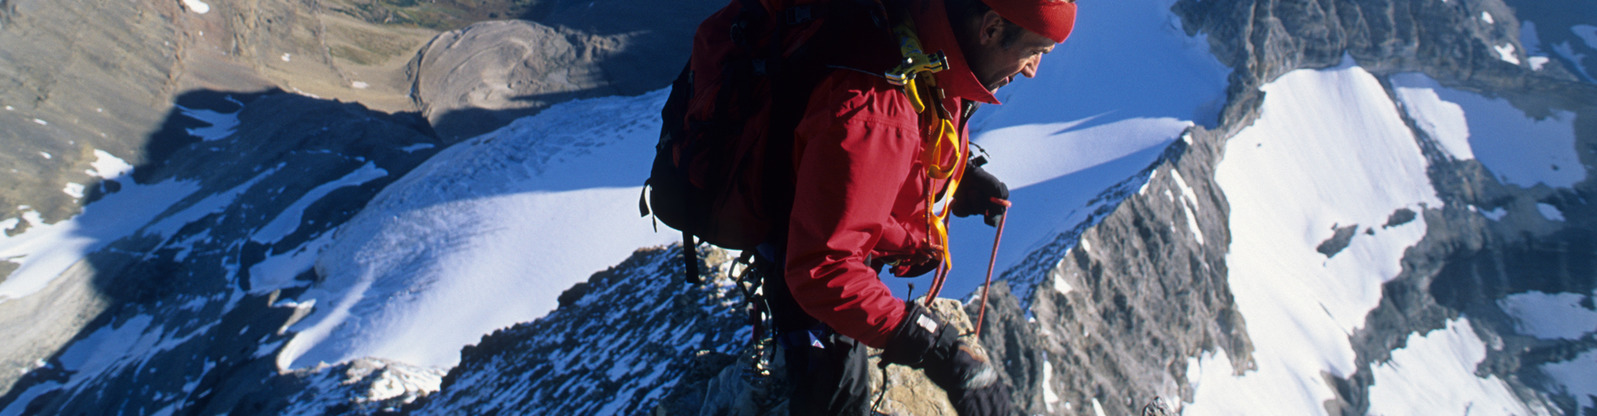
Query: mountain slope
[
  {"left": 409, "top": 246, "right": 749, "bottom": 415},
  {"left": 0, "top": 0, "right": 1592, "bottom": 414},
  {"left": 276, "top": 89, "right": 679, "bottom": 370}
]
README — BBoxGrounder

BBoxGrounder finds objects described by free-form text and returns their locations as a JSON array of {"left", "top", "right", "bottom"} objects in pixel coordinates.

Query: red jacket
[{"left": 784, "top": 0, "right": 998, "bottom": 348}]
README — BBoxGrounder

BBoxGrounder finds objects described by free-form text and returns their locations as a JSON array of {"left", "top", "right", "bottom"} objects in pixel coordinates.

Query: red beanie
[{"left": 980, "top": 0, "right": 1077, "bottom": 43}]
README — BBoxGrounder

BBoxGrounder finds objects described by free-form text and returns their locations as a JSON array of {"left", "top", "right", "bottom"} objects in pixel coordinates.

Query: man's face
[{"left": 964, "top": 13, "right": 1057, "bottom": 92}]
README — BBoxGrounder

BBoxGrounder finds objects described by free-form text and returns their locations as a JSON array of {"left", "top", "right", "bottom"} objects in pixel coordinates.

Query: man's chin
[{"left": 985, "top": 77, "right": 1013, "bottom": 92}]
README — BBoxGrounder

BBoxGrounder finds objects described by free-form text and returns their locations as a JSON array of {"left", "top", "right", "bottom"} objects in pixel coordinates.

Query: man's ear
[{"left": 977, "top": 9, "right": 1007, "bottom": 47}]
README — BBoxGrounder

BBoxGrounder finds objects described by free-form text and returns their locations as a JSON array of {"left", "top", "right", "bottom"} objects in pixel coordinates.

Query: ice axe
[{"left": 974, "top": 197, "right": 1011, "bottom": 341}]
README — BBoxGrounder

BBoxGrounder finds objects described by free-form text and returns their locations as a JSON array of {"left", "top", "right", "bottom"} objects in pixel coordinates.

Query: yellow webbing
[{"left": 883, "top": 18, "right": 965, "bottom": 277}]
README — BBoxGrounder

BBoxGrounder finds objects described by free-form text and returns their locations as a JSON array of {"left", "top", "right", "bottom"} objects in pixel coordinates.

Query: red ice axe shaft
[{"left": 975, "top": 197, "right": 1011, "bottom": 340}]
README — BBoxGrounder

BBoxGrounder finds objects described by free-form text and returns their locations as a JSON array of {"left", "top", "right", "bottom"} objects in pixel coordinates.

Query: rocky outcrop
[
  {"left": 409, "top": 20, "right": 614, "bottom": 143},
  {"left": 983, "top": 137, "right": 1252, "bottom": 415},
  {"left": 406, "top": 246, "right": 750, "bottom": 415},
  {"left": 263, "top": 358, "right": 446, "bottom": 415},
  {"left": 409, "top": 0, "right": 723, "bottom": 142},
  {"left": 408, "top": 245, "right": 994, "bottom": 416}
]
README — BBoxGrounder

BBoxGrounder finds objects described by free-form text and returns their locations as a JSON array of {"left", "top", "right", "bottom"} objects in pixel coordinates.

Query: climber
[{"left": 761, "top": 0, "right": 1077, "bottom": 414}]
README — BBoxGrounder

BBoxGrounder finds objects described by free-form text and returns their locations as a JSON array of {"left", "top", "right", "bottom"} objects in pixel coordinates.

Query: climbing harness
[{"left": 883, "top": 18, "right": 968, "bottom": 303}]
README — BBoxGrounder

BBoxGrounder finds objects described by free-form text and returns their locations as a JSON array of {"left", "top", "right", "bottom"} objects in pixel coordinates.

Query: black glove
[
  {"left": 883, "top": 302, "right": 1014, "bottom": 415},
  {"left": 883, "top": 246, "right": 942, "bottom": 278},
  {"left": 952, "top": 163, "right": 1009, "bottom": 227}
]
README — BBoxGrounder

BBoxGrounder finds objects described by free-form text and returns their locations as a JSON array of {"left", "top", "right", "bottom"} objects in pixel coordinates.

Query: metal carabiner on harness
[{"left": 883, "top": 20, "right": 949, "bottom": 114}]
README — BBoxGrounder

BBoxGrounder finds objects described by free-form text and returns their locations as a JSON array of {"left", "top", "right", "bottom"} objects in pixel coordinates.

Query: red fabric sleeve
[{"left": 784, "top": 74, "right": 922, "bottom": 349}]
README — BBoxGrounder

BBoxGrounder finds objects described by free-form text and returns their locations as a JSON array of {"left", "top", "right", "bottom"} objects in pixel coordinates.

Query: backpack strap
[{"left": 682, "top": 230, "right": 702, "bottom": 284}]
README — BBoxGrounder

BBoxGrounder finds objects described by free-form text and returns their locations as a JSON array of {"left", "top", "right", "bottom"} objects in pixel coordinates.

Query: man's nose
[{"left": 1020, "top": 55, "right": 1041, "bottom": 78}]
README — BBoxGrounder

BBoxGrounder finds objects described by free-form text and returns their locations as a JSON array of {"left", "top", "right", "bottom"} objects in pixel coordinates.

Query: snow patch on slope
[
  {"left": 0, "top": 175, "right": 203, "bottom": 300},
  {"left": 275, "top": 90, "right": 679, "bottom": 369},
  {"left": 182, "top": 0, "right": 211, "bottom": 14},
  {"left": 1367, "top": 318, "right": 1543, "bottom": 416},
  {"left": 1542, "top": 350, "right": 1597, "bottom": 416},
  {"left": 1391, "top": 73, "right": 1584, "bottom": 189},
  {"left": 250, "top": 162, "right": 388, "bottom": 246},
  {"left": 1190, "top": 58, "right": 1443, "bottom": 415},
  {"left": 176, "top": 101, "right": 241, "bottom": 141},
  {"left": 1499, "top": 290, "right": 1597, "bottom": 340}
]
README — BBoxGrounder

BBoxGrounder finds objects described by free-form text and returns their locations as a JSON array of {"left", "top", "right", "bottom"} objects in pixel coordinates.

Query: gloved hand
[
  {"left": 952, "top": 163, "right": 1009, "bottom": 227},
  {"left": 883, "top": 301, "right": 1014, "bottom": 415},
  {"left": 883, "top": 245, "right": 943, "bottom": 278}
]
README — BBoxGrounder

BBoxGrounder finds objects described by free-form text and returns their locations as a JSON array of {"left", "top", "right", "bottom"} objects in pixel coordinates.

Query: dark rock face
[
  {"left": 987, "top": 136, "right": 1252, "bottom": 415},
  {"left": 407, "top": 247, "right": 749, "bottom": 415},
  {"left": 1174, "top": 0, "right": 1530, "bottom": 92},
  {"left": 410, "top": 246, "right": 990, "bottom": 415}
]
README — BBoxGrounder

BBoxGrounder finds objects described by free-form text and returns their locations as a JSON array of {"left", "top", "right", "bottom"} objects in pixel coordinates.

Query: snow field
[
  {"left": 1366, "top": 318, "right": 1543, "bottom": 416},
  {"left": 1541, "top": 350, "right": 1597, "bottom": 416},
  {"left": 250, "top": 162, "right": 388, "bottom": 245},
  {"left": 1191, "top": 58, "right": 1447, "bottom": 415},
  {"left": 1390, "top": 73, "right": 1583, "bottom": 189},
  {"left": 2, "top": 304, "right": 233, "bottom": 416},
  {"left": 1498, "top": 290, "right": 1597, "bottom": 341},
  {"left": 1499, "top": 290, "right": 1597, "bottom": 415},
  {"left": 274, "top": 89, "right": 680, "bottom": 369}
]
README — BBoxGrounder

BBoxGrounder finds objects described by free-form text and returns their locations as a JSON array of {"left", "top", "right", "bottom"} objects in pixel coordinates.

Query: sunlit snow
[
  {"left": 1367, "top": 318, "right": 1542, "bottom": 416},
  {"left": 274, "top": 90, "right": 680, "bottom": 368},
  {"left": 89, "top": 149, "right": 134, "bottom": 179},
  {"left": 183, "top": 0, "right": 210, "bottom": 14},
  {"left": 1495, "top": 43, "right": 1522, "bottom": 65},
  {"left": 1190, "top": 57, "right": 1442, "bottom": 415},
  {"left": 62, "top": 183, "right": 85, "bottom": 199}
]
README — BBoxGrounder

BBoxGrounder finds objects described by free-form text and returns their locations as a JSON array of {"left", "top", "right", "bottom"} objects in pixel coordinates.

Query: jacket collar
[{"left": 909, "top": 0, "right": 1000, "bottom": 104}]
